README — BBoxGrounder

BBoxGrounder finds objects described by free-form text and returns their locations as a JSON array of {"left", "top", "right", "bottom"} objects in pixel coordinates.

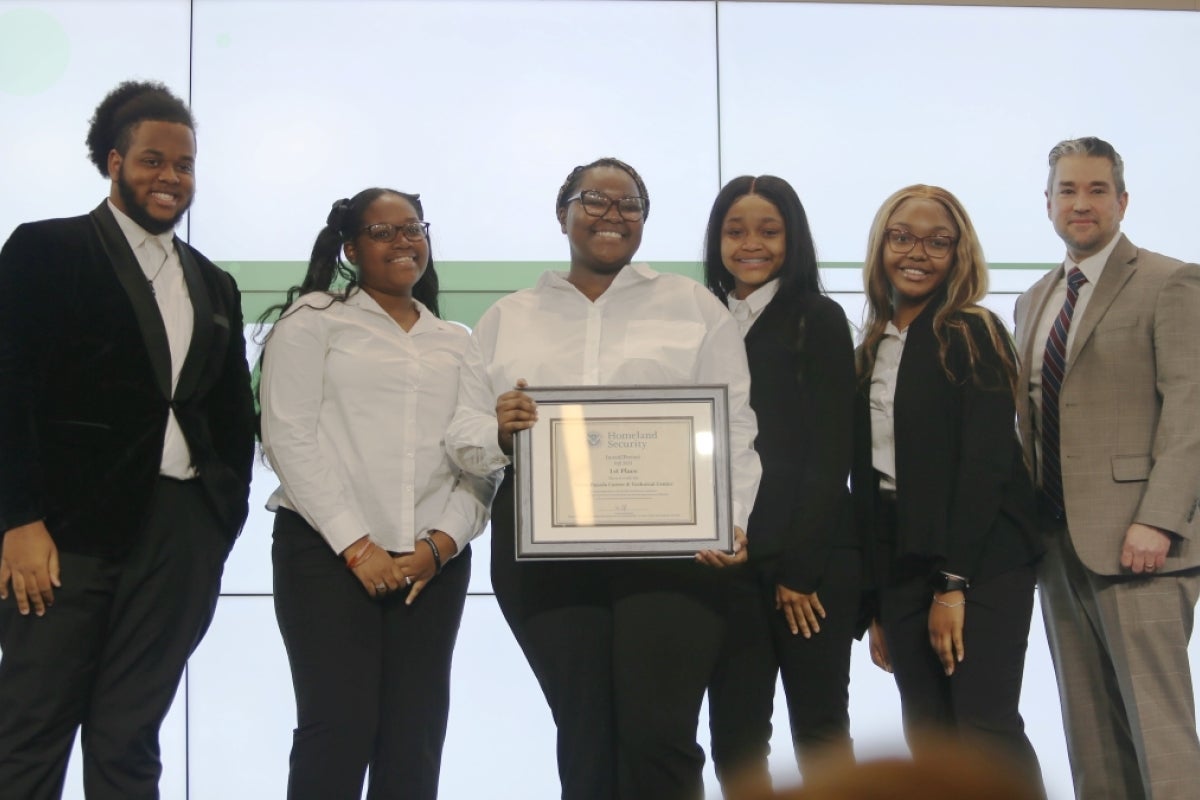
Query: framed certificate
[{"left": 513, "top": 385, "right": 733, "bottom": 559}]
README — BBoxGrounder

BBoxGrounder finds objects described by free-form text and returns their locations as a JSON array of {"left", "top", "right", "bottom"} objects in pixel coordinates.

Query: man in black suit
[{"left": 0, "top": 81, "right": 254, "bottom": 799}]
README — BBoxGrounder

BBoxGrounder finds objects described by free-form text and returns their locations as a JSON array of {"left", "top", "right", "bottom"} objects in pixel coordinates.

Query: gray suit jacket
[{"left": 1014, "top": 234, "right": 1200, "bottom": 575}]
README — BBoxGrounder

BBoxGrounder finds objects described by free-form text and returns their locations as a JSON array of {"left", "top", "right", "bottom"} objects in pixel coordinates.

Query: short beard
[{"left": 117, "top": 165, "right": 190, "bottom": 235}]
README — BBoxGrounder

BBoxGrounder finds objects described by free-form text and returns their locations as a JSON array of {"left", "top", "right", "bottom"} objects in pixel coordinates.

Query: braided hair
[{"left": 555, "top": 157, "right": 650, "bottom": 221}]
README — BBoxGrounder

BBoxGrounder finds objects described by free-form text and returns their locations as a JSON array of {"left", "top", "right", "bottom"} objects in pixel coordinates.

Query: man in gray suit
[{"left": 1015, "top": 136, "right": 1200, "bottom": 799}]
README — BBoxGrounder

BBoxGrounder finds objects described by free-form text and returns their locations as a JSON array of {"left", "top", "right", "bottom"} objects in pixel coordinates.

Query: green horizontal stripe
[
  {"left": 221, "top": 260, "right": 1056, "bottom": 292},
  {"left": 228, "top": 260, "right": 1057, "bottom": 328}
]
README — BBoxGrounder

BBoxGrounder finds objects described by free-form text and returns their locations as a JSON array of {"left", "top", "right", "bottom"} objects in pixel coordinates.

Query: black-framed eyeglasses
[
  {"left": 565, "top": 190, "right": 646, "bottom": 222},
  {"left": 359, "top": 221, "right": 431, "bottom": 243},
  {"left": 884, "top": 228, "right": 956, "bottom": 257}
]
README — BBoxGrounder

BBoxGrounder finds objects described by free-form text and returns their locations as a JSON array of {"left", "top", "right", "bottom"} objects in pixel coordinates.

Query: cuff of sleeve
[
  {"left": 452, "top": 443, "right": 511, "bottom": 477},
  {"left": 732, "top": 501, "right": 750, "bottom": 532},
  {"left": 427, "top": 516, "right": 474, "bottom": 558},
  {"left": 322, "top": 510, "right": 371, "bottom": 557}
]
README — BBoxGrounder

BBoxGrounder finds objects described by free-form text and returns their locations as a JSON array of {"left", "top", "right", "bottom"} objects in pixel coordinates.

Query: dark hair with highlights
[
  {"left": 555, "top": 157, "right": 650, "bottom": 221},
  {"left": 856, "top": 184, "right": 1017, "bottom": 398},
  {"left": 702, "top": 174, "right": 822, "bottom": 305},
  {"left": 85, "top": 80, "right": 195, "bottom": 177}
]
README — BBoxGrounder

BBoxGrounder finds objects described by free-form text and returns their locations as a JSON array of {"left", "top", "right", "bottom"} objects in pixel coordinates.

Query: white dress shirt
[
  {"left": 1026, "top": 231, "right": 1122, "bottom": 478},
  {"left": 108, "top": 199, "right": 196, "bottom": 478},
  {"left": 869, "top": 321, "right": 908, "bottom": 492},
  {"left": 260, "top": 289, "right": 494, "bottom": 556},
  {"left": 445, "top": 263, "right": 761, "bottom": 529},
  {"left": 726, "top": 278, "right": 780, "bottom": 339}
]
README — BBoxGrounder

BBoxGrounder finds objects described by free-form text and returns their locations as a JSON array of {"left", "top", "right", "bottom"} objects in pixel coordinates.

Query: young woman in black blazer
[
  {"left": 853, "top": 185, "right": 1044, "bottom": 794},
  {"left": 703, "top": 175, "right": 859, "bottom": 793}
]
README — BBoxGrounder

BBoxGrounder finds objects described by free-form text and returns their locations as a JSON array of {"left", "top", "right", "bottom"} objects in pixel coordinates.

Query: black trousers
[
  {"left": 879, "top": 563, "right": 1044, "bottom": 794},
  {"left": 490, "top": 472, "right": 729, "bottom": 800},
  {"left": 272, "top": 508, "right": 471, "bottom": 800},
  {"left": 708, "top": 550, "right": 860, "bottom": 790},
  {"left": 0, "top": 478, "right": 230, "bottom": 800}
]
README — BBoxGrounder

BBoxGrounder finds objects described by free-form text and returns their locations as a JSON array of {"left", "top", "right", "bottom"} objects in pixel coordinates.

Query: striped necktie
[{"left": 1040, "top": 266, "right": 1088, "bottom": 518}]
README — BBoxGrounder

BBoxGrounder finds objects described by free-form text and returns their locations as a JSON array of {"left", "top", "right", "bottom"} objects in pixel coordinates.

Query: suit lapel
[
  {"left": 1066, "top": 234, "right": 1137, "bottom": 370},
  {"left": 174, "top": 242, "right": 214, "bottom": 402},
  {"left": 1016, "top": 266, "right": 1061, "bottom": 384},
  {"left": 88, "top": 202, "right": 172, "bottom": 398}
]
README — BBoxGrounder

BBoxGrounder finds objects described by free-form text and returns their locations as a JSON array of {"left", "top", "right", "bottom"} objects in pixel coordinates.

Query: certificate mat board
[{"left": 514, "top": 385, "right": 733, "bottom": 559}]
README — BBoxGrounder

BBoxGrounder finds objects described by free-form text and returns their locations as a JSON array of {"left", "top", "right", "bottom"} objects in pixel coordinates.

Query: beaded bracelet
[{"left": 422, "top": 537, "right": 443, "bottom": 575}]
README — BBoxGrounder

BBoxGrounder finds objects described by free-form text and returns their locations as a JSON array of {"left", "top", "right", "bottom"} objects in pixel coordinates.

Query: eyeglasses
[
  {"left": 885, "top": 228, "right": 956, "bottom": 258},
  {"left": 359, "top": 221, "right": 431, "bottom": 243},
  {"left": 565, "top": 190, "right": 646, "bottom": 222}
]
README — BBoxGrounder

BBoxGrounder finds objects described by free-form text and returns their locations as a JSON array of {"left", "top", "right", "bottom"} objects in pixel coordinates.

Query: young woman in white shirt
[
  {"left": 445, "top": 158, "right": 761, "bottom": 800},
  {"left": 259, "top": 188, "right": 493, "bottom": 800}
]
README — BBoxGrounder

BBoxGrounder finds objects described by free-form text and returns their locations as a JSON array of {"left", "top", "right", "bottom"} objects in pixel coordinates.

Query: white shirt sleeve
[
  {"left": 694, "top": 288, "right": 761, "bottom": 530},
  {"left": 446, "top": 307, "right": 511, "bottom": 477},
  {"left": 260, "top": 306, "right": 370, "bottom": 555}
]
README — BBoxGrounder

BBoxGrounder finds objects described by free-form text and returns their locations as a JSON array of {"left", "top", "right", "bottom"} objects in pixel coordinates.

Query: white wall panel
[
  {"left": 188, "top": 0, "right": 720, "bottom": 265},
  {"left": 717, "top": 2, "right": 1200, "bottom": 267},
  {"left": 0, "top": 1, "right": 191, "bottom": 243}
]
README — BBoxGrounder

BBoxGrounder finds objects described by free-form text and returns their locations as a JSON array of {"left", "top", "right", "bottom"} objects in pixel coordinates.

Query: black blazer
[
  {"left": 744, "top": 291, "right": 857, "bottom": 593},
  {"left": 852, "top": 301, "right": 1041, "bottom": 588},
  {"left": 0, "top": 202, "right": 255, "bottom": 557}
]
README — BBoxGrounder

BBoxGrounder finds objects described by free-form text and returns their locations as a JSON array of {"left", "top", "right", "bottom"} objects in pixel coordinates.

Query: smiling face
[
  {"left": 559, "top": 165, "right": 644, "bottom": 276},
  {"left": 343, "top": 193, "right": 429, "bottom": 302},
  {"left": 882, "top": 197, "right": 957, "bottom": 324},
  {"left": 720, "top": 193, "right": 786, "bottom": 299},
  {"left": 1047, "top": 154, "right": 1128, "bottom": 262},
  {"left": 107, "top": 120, "right": 196, "bottom": 234}
]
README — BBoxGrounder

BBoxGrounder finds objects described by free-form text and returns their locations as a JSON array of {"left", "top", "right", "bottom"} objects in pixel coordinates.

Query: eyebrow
[
  {"left": 136, "top": 147, "right": 194, "bottom": 161},
  {"left": 890, "top": 224, "right": 955, "bottom": 234}
]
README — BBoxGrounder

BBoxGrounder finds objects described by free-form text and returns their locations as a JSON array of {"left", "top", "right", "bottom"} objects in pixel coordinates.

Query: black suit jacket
[
  {"left": 744, "top": 291, "right": 857, "bottom": 593},
  {"left": 0, "top": 202, "right": 255, "bottom": 557},
  {"left": 852, "top": 302, "right": 1041, "bottom": 589}
]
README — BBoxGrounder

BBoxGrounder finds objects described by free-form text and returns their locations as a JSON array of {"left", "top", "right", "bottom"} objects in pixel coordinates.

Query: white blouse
[
  {"left": 869, "top": 321, "right": 907, "bottom": 492},
  {"left": 260, "top": 289, "right": 494, "bottom": 556},
  {"left": 445, "top": 263, "right": 761, "bottom": 529}
]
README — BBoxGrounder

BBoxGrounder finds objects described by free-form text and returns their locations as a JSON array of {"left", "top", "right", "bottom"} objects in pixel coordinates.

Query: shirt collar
[
  {"left": 537, "top": 262, "right": 658, "bottom": 295},
  {"left": 1067, "top": 231, "right": 1122, "bottom": 287},
  {"left": 345, "top": 287, "right": 445, "bottom": 334},
  {"left": 726, "top": 279, "right": 779, "bottom": 316},
  {"left": 883, "top": 320, "right": 908, "bottom": 340},
  {"left": 107, "top": 198, "right": 176, "bottom": 253}
]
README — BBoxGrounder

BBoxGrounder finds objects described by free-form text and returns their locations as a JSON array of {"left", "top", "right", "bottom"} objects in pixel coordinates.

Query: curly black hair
[{"left": 85, "top": 80, "right": 194, "bottom": 177}]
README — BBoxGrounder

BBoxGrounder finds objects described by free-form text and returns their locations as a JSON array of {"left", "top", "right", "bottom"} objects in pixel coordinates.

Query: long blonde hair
[{"left": 856, "top": 184, "right": 1016, "bottom": 396}]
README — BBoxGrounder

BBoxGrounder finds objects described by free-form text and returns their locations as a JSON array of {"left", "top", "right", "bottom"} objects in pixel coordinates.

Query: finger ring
[
  {"left": 405, "top": 575, "right": 413, "bottom": 587},
  {"left": 375, "top": 583, "right": 387, "bottom": 591}
]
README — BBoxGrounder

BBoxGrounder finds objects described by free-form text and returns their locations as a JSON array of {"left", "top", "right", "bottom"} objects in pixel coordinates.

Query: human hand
[
  {"left": 696, "top": 527, "right": 748, "bottom": 568},
  {"left": 393, "top": 532, "right": 459, "bottom": 605},
  {"left": 776, "top": 584, "right": 825, "bottom": 638},
  {"left": 928, "top": 590, "right": 965, "bottom": 676},
  {"left": 868, "top": 619, "right": 891, "bottom": 673},
  {"left": 496, "top": 379, "right": 537, "bottom": 454},
  {"left": 342, "top": 537, "right": 404, "bottom": 599},
  {"left": 0, "top": 520, "right": 61, "bottom": 616},
  {"left": 1120, "top": 522, "right": 1171, "bottom": 575}
]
